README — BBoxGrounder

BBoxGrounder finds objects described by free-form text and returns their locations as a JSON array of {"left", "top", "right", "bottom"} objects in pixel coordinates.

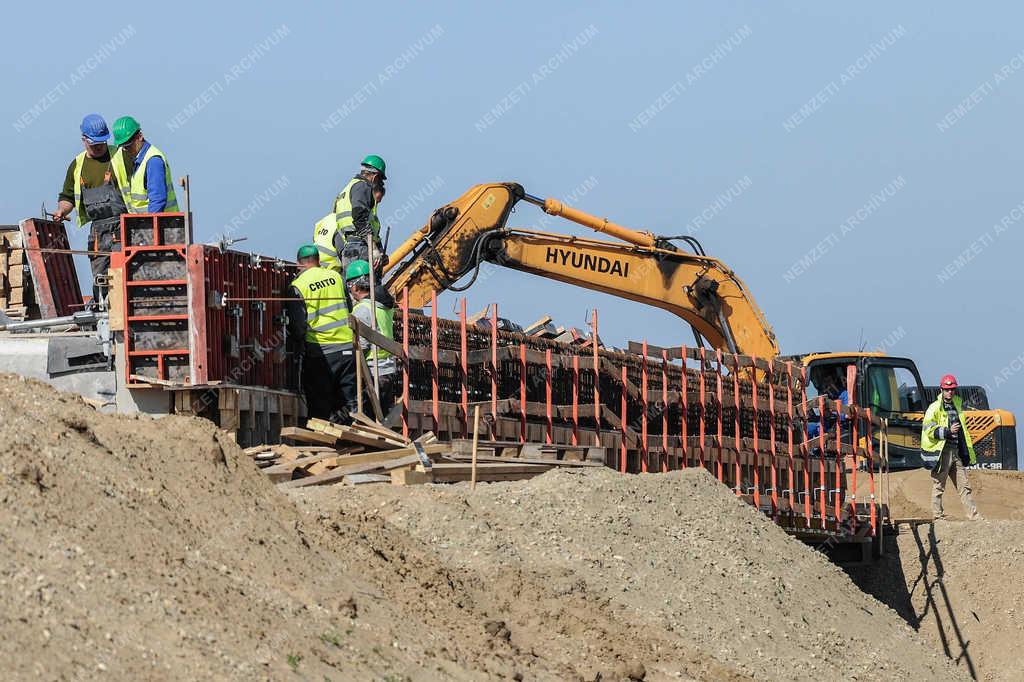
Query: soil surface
[
  {"left": 4, "top": 374, "right": 1011, "bottom": 680},
  {"left": 849, "top": 477, "right": 1024, "bottom": 681}
]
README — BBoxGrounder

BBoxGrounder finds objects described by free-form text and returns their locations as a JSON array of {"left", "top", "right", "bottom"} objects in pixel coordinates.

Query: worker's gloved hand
[{"left": 950, "top": 421, "right": 961, "bottom": 434}]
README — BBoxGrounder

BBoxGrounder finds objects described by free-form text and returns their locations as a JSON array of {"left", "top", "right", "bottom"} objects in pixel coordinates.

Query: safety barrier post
[
  {"left": 591, "top": 309, "right": 601, "bottom": 447},
  {"left": 801, "top": 366, "right": 811, "bottom": 524},
  {"left": 519, "top": 343, "right": 527, "bottom": 443},
  {"left": 571, "top": 354, "right": 579, "bottom": 446},
  {"left": 866, "top": 408, "right": 877, "bottom": 536},
  {"left": 401, "top": 287, "right": 410, "bottom": 438},
  {"left": 460, "top": 298, "right": 469, "bottom": 439},
  {"left": 431, "top": 290, "right": 439, "bottom": 436},
  {"left": 834, "top": 399, "right": 843, "bottom": 525},
  {"left": 818, "top": 395, "right": 827, "bottom": 529},
  {"left": 715, "top": 349, "right": 723, "bottom": 481},
  {"left": 545, "top": 348, "right": 553, "bottom": 444},
  {"left": 786, "top": 361, "right": 795, "bottom": 519},
  {"left": 768, "top": 364, "right": 778, "bottom": 519},
  {"left": 698, "top": 347, "right": 707, "bottom": 471},
  {"left": 680, "top": 345, "right": 688, "bottom": 469},
  {"left": 490, "top": 304, "right": 498, "bottom": 439},
  {"left": 620, "top": 364, "right": 628, "bottom": 473},
  {"left": 847, "top": 364, "right": 858, "bottom": 534},
  {"left": 732, "top": 353, "right": 741, "bottom": 495},
  {"left": 640, "top": 340, "right": 649, "bottom": 473},
  {"left": 751, "top": 355, "right": 760, "bottom": 510},
  {"left": 661, "top": 348, "right": 670, "bottom": 471}
]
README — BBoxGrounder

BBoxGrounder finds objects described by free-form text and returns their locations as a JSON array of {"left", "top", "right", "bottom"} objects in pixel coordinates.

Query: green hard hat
[
  {"left": 297, "top": 244, "right": 319, "bottom": 260},
  {"left": 112, "top": 116, "right": 141, "bottom": 145},
  {"left": 360, "top": 154, "right": 386, "bottom": 179},
  {"left": 345, "top": 259, "right": 370, "bottom": 280}
]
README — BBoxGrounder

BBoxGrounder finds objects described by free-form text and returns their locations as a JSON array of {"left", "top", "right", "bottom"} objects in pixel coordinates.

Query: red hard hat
[{"left": 940, "top": 374, "right": 958, "bottom": 389}]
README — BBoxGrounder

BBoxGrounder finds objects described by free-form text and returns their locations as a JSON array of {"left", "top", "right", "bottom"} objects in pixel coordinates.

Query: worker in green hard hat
[
  {"left": 109, "top": 115, "right": 179, "bottom": 214},
  {"left": 345, "top": 259, "right": 397, "bottom": 417},
  {"left": 313, "top": 154, "right": 388, "bottom": 277},
  {"left": 286, "top": 244, "right": 357, "bottom": 423}
]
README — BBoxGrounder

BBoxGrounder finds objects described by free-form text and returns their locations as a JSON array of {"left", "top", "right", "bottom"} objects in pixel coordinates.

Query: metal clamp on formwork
[{"left": 226, "top": 305, "right": 242, "bottom": 358}]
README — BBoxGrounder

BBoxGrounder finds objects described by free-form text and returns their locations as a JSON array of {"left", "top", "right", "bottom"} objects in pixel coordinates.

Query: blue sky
[{"left": 4, "top": 2, "right": 1022, "bottom": 461}]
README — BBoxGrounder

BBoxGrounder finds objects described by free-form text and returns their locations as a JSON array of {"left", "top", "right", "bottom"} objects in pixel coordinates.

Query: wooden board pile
[
  {"left": 0, "top": 226, "right": 35, "bottom": 320},
  {"left": 246, "top": 414, "right": 603, "bottom": 488}
]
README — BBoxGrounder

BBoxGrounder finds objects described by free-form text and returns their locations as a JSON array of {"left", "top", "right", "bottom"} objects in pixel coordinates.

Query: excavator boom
[{"left": 384, "top": 182, "right": 778, "bottom": 359}]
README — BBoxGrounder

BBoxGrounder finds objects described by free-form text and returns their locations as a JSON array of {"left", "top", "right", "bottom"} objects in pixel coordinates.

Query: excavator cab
[{"left": 805, "top": 353, "right": 1017, "bottom": 470}]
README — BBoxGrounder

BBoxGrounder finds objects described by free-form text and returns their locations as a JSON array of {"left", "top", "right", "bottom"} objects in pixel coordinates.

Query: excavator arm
[{"left": 384, "top": 183, "right": 779, "bottom": 359}]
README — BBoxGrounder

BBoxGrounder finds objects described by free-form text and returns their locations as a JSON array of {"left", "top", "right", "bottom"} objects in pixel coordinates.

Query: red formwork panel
[
  {"left": 120, "top": 213, "right": 190, "bottom": 385},
  {"left": 187, "top": 245, "right": 297, "bottom": 388},
  {"left": 119, "top": 212, "right": 297, "bottom": 389},
  {"left": 19, "top": 218, "right": 84, "bottom": 318}
]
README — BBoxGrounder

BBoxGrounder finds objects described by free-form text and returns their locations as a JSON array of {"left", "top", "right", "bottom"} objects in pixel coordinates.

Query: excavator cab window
[{"left": 864, "top": 362, "right": 925, "bottom": 416}]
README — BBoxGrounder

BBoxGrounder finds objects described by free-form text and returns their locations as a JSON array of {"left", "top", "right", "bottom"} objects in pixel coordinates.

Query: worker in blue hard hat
[
  {"left": 313, "top": 154, "right": 389, "bottom": 276},
  {"left": 53, "top": 114, "right": 128, "bottom": 306}
]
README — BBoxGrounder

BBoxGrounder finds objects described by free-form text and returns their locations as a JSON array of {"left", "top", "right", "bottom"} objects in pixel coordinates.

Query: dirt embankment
[
  {"left": 849, "top": 469, "right": 1024, "bottom": 682},
  {"left": 295, "top": 468, "right": 962, "bottom": 681},
  {"left": 0, "top": 373, "right": 986, "bottom": 680}
]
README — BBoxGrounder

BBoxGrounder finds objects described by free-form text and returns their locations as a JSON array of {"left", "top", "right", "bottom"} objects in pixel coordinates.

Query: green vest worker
[
  {"left": 53, "top": 114, "right": 128, "bottom": 306},
  {"left": 345, "top": 259, "right": 398, "bottom": 418},
  {"left": 287, "top": 244, "right": 357, "bottom": 423},
  {"left": 313, "top": 154, "right": 387, "bottom": 273},
  {"left": 921, "top": 374, "right": 982, "bottom": 521},
  {"left": 109, "top": 116, "right": 179, "bottom": 214}
]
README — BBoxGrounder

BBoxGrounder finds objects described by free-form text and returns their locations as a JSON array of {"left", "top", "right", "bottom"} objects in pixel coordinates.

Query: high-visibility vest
[
  {"left": 332, "top": 177, "right": 380, "bottom": 241},
  {"left": 110, "top": 144, "right": 179, "bottom": 213},
  {"left": 291, "top": 266, "right": 353, "bottom": 348},
  {"left": 313, "top": 177, "right": 379, "bottom": 270},
  {"left": 353, "top": 298, "right": 393, "bottom": 361},
  {"left": 920, "top": 395, "right": 976, "bottom": 464}
]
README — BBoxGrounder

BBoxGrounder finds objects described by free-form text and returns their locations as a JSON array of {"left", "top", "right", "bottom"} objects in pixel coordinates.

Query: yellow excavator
[{"left": 383, "top": 182, "right": 1017, "bottom": 470}]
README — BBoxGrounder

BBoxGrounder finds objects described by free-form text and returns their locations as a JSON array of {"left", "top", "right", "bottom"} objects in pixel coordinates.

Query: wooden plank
[
  {"left": 391, "top": 469, "right": 432, "bottom": 486},
  {"left": 348, "top": 315, "right": 405, "bottom": 359},
  {"left": 351, "top": 412, "right": 410, "bottom": 443},
  {"left": 442, "top": 453, "right": 602, "bottom": 468},
  {"left": 280, "top": 426, "right": 339, "bottom": 446},
  {"left": 344, "top": 473, "right": 392, "bottom": 485},
  {"left": 260, "top": 447, "right": 360, "bottom": 475}
]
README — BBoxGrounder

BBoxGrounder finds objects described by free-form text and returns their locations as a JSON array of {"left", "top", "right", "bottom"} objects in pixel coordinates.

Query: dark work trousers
[
  {"left": 80, "top": 183, "right": 126, "bottom": 307},
  {"left": 87, "top": 217, "right": 120, "bottom": 305},
  {"left": 301, "top": 344, "right": 356, "bottom": 423},
  {"left": 340, "top": 238, "right": 368, "bottom": 276}
]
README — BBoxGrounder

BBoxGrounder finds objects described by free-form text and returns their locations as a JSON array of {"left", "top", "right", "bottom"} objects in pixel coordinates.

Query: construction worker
[
  {"left": 285, "top": 244, "right": 357, "bottom": 423},
  {"left": 345, "top": 259, "right": 397, "bottom": 416},
  {"left": 313, "top": 155, "right": 387, "bottom": 275},
  {"left": 109, "top": 116, "right": 179, "bottom": 214},
  {"left": 921, "top": 374, "right": 983, "bottom": 521},
  {"left": 53, "top": 114, "right": 128, "bottom": 305}
]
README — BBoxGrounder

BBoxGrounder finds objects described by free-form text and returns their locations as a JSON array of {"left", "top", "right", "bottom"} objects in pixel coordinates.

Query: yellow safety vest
[
  {"left": 291, "top": 266, "right": 353, "bottom": 348},
  {"left": 920, "top": 395, "right": 976, "bottom": 464},
  {"left": 353, "top": 298, "right": 393, "bottom": 361},
  {"left": 110, "top": 143, "right": 179, "bottom": 213},
  {"left": 313, "top": 177, "right": 379, "bottom": 270}
]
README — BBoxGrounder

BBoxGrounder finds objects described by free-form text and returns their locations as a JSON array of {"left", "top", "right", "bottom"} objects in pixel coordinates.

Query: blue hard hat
[{"left": 80, "top": 113, "right": 110, "bottom": 144}]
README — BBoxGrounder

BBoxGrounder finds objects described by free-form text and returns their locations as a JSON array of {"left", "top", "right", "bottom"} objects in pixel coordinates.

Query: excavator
[{"left": 382, "top": 182, "right": 1017, "bottom": 470}]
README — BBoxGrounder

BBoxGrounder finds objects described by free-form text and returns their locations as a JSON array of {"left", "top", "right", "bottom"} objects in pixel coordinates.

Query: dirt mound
[
  {"left": 850, "top": 520, "right": 1024, "bottom": 681},
  {"left": 870, "top": 469, "right": 1024, "bottom": 520},
  {"left": 296, "top": 466, "right": 964, "bottom": 680},
  {"left": 0, "top": 375, "right": 497, "bottom": 680}
]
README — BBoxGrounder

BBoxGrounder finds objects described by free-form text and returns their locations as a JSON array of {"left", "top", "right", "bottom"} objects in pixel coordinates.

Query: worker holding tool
[
  {"left": 109, "top": 116, "right": 179, "bottom": 214},
  {"left": 313, "top": 155, "right": 388, "bottom": 275},
  {"left": 53, "top": 114, "right": 128, "bottom": 305},
  {"left": 285, "top": 244, "right": 357, "bottom": 424},
  {"left": 346, "top": 259, "right": 397, "bottom": 416},
  {"left": 921, "top": 374, "right": 983, "bottom": 521}
]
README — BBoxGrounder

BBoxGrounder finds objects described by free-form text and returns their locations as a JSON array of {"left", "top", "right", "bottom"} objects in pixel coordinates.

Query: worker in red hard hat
[{"left": 920, "top": 374, "right": 983, "bottom": 520}]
